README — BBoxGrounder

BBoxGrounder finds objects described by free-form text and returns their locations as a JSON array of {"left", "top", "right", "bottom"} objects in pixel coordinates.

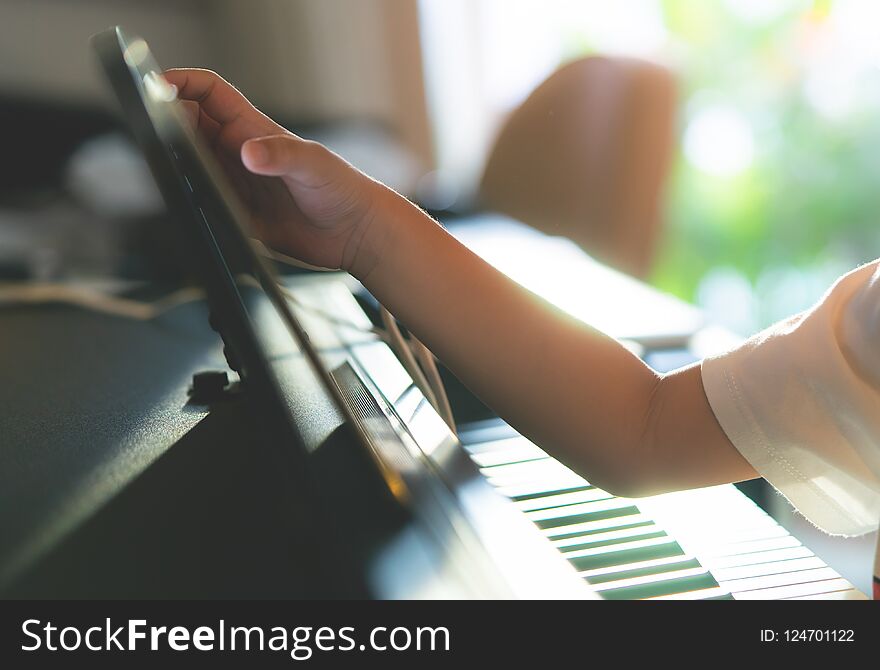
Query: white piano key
[
  {"left": 674, "top": 523, "right": 790, "bottom": 546},
  {"left": 466, "top": 437, "right": 549, "bottom": 465},
  {"left": 784, "top": 589, "right": 868, "bottom": 600},
  {"left": 699, "top": 545, "right": 814, "bottom": 570},
  {"left": 703, "top": 535, "right": 803, "bottom": 558},
  {"left": 724, "top": 566, "right": 840, "bottom": 594},
  {"left": 711, "top": 556, "right": 826, "bottom": 582},
  {"left": 456, "top": 420, "right": 519, "bottom": 446},
  {"left": 471, "top": 451, "right": 549, "bottom": 469},
  {"left": 733, "top": 578, "right": 854, "bottom": 600},
  {"left": 482, "top": 458, "right": 576, "bottom": 480},
  {"left": 651, "top": 510, "right": 781, "bottom": 536},
  {"left": 670, "top": 526, "right": 794, "bottom": 560},
  {"left": 484, "top": 462, "right": 584, "bottom": 489}
]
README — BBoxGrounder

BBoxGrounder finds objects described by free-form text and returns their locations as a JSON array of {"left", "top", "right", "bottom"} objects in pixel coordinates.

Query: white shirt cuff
[{"left": 701, "top": 261, "right": 880, "bottom": 536}]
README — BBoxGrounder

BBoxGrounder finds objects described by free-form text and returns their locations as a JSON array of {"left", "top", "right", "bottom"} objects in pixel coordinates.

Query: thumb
[{"left": 241, "top": 134, "right": 330, "bottom": 186}]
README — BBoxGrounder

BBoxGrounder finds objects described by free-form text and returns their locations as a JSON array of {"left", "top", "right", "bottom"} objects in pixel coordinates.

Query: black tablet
[
  {"left": 91, "top": 25, "right": 420, "bottom": 500},
  {"left": 91, "top": 26, "right": 337, "bottom": 465}
]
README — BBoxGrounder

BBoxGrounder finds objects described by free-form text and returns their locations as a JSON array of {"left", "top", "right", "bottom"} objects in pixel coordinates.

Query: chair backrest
[{"left": 479, "top": 56, "right": 677, "bottom": 279}]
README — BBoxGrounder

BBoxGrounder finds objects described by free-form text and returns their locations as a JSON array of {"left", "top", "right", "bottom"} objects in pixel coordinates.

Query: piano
[
  {"left": 1, "top": 211, "right": 865, "bottom": 600},
  {"left": 288, "top": 213, "right": 868, "bottom": 601}
]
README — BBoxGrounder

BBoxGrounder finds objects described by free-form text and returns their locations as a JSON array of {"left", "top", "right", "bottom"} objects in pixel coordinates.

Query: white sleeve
[{"left": 701, "top": 260, "right": 880, "bottom": 536}]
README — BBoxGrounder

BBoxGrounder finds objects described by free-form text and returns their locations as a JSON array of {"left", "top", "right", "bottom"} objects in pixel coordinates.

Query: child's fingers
[
  {"left": 164, "top": 68, "right": 276, "bottom": 130},
  {"left": 180, "top": 97, "right": 273, "bottom": 159},
  {"left": 241, "top": 135, "right": 336, "bottom": 187},
  {"left": 166, "top": 69, "right": 306, "bottom": 168},
  {"left": 214, "top": 116, "right": 277, "bottom": 156}
]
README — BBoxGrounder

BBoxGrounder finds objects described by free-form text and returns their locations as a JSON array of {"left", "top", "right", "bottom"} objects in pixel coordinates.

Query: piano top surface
[{"left": 0, "top": 296, "right": 221, "bottom": 587}]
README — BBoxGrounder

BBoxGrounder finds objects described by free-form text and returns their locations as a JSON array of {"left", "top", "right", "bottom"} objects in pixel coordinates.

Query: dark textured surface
[
  {"left": 3, "top": 387, "right": 343, "bottom": 599},
  {"left": 0, "top": 299, "right": 224, "bottom": 586},
  {"left": 0, "top": 283, "right": 405, "bottom": 597}
]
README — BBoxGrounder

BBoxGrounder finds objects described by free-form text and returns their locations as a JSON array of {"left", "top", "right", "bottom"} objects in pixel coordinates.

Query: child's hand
[{"left": 162, "top": 68, "right": 392, "bottom": 277}]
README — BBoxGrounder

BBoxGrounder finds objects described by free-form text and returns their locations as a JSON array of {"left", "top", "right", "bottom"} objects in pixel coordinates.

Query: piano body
[{"left": 0, "top": 214, "right": 867, "bottom": 600}]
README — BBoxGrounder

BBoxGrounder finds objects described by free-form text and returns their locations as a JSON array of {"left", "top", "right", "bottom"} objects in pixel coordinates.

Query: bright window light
[{"left": 683, "top": 105, "right": 756, "bottom": 177}]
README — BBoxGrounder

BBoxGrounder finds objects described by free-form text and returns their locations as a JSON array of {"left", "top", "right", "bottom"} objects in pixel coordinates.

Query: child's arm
[
  {"left": 165, "top": 68, "right": 757, "bottom": 497},
  {"left": 360, "top": 197, "right": 757, "bottom": 496}
]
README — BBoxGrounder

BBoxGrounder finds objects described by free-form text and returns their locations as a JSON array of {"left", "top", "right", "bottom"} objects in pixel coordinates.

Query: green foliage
[{"left": 634, "top": 1, "right": 880, "bottom": 326}]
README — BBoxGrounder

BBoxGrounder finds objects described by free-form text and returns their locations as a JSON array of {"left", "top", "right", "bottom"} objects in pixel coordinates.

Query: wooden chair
[{"left": 479, "top": 56, "right": 677, "bottom": 279}]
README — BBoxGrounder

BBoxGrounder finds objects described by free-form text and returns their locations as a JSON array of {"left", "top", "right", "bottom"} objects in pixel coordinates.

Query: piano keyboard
[{"left": 458, "top": 419, "right": 867, "bottom": 601}]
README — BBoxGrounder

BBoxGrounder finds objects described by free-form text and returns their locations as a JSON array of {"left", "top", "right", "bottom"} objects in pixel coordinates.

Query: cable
[
  {"left": 250, "top": 239, "right": 336, "bottom": 273},
  {"left": 0, "top": 254, "right": 458, "bottom": 433},
  {"left": 0, "top": 282, "right": 204, "bottom": 320}
]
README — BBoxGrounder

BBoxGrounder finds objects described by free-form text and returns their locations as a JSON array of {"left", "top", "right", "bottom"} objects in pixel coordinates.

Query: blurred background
[
  {"left": 1, "top": 0, "right": 878, "bottom": 592},
  {"left": 3, "top": 0, "right": 880, "bottom": 330}
]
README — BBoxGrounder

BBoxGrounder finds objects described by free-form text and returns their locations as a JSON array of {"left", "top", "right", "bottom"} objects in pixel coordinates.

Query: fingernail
[{"left": 243, "top": 141, "right": 268, "bottom": 167}]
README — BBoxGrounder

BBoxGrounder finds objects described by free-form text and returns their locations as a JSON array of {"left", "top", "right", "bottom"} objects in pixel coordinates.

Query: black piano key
[
  {"left": 514, "top": 488, "right": 614, "bottom": 512},
  {"left": 553, "top": 523, "right": 661, "bottom": 547},
  {"left": 545, "top": 518, "right": 656, "bottom": 542},
  {"left": 528, "top": 497, "right": 639, "bottom": 522},
  {"left": 535, "top": 505, "right": 642, "bottom": 531},
  {"left": 646, "top": 585, "right": 736, "bottom": 600},
  {"left": 557, "top": 529, "right": 668, "bottom": 554},
  {"left": 597, "top": 570, "right": 719, "bottom": 600},
  {"left": 566, "top": 538, "right": 685, "bottom": 572},
  {"left": 507, "top": 484, "right": 595, "bottom": 503},
  {"left": 583, "top": 556, "right": 703, "bottom": 585}
]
